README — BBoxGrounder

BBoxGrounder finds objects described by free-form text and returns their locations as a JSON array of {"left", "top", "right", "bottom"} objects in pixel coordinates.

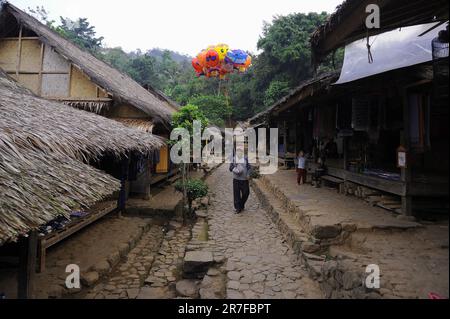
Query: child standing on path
[{"left": 296, "top": 151, "right": 307, "bottom": 185}]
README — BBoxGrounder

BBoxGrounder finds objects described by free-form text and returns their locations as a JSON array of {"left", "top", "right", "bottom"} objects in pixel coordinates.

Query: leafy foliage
[
  {"left": 188, "top": 95, "right": 232, "bottom": 127},
  {"left": 57, "top": 17, "right": 104, "bottom": 53},
  {"left": 27, "top": 6, "right": 103, "bottom": 54},
  {"left": 263, "top": 80, "right": 291, "bottom": 108},
  {"left": 174, "top": 179, "right": 208, "bottom": 202},
  {"left": 171, "top": 104, "right": 208, "bottom": 134}
]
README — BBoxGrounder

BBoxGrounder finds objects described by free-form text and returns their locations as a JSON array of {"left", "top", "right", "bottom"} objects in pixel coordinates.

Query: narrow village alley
[
  {"left": 201, "top": 164, "right": 322, "bottom": 299},
  {"left": 4, "top": 162, "right": 446, "bottom": 300},
  {"left": 79, "top": 164, "right": 322, "bottom": 299}
]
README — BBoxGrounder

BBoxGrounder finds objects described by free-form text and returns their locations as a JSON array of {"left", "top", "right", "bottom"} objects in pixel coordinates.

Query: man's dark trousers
[{"left": 233, "top": 179, "right": 250, "bottom": 211}]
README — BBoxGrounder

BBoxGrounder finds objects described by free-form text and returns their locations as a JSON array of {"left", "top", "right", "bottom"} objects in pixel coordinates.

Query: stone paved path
[
  {"left": 84, "top": 225, "right": 164, "bottom": 299},
  {"left": 206, "top": 165, "right": 322, "bottom": 299},
  {"left": 143, "top": 224, "right": 191, "bottom": 288},
  {"left": 84, "top": 222, "right": 191, "bottom": 299}
]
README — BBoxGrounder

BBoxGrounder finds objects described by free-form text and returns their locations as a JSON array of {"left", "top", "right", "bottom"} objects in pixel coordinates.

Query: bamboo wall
[{"left": 0, "top": 35, "right": 108, "bottom": 100}]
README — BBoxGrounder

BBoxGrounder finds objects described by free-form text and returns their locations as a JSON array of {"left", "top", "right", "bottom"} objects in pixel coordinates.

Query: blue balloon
[{"left": 226, "top": 49, "right": 248, "bottom": 65}]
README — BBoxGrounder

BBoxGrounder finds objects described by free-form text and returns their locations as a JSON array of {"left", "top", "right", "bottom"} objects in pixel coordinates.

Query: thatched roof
[
  {"left": 310, "top": 0, "right": 449, "bottom": 64},
  {"left": 0, "top": 69, "right": 164, "bottom": 162},
  {"left": 0, "top": 70, "right": 164, "bottom": 244},
  {"left": 0, "top": 150, "right": 120, "bottom": 244},
  {"left": 248, "top": 73, "right": 339, "bottom": 125},
  {"left": 113, "top": 118, "right": 154, "bottom": 133},
  {"left": 1, "top": 2, "right": 177, "bottom": 124}
]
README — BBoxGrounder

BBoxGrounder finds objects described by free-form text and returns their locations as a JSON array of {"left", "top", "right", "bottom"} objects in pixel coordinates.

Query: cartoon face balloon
[
  {"left": 205, "top": 49, "right": 219, "bottom": 68},
  {"left": 215, "top": 43, "right": 229, "bottom": 61},
  {"left": 193, "top": 44, "right": 251, "bottom": 78},
  {"left": 227, "top": 49, "right": 248, "bottom": 65}
]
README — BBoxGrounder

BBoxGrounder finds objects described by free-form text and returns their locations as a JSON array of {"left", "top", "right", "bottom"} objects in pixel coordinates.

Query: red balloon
[
  {"left": 191, "top": 57, "right": 203, "bottom": 73},
  {"left": 205, "top": 49, "right": 219, "bottom": 68}
]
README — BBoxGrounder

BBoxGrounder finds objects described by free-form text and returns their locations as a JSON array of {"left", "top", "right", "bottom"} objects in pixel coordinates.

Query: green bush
[
  {"left": 249, "top": 166, "right": 260, "bottom": 179},
  {"left": 175, "top": 179, "right": 208, "bottom": 213}
]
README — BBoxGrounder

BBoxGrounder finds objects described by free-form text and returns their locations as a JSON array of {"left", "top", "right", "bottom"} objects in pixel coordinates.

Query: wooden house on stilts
[
  {"left": 0, "top": 2, "right": 178, "bottom": 200},
  {"left": 0, "top": 68, "right": 165, "bottom": 298},
  {"left": 249, "top": 0, "right": 449, "bottom": 217}
]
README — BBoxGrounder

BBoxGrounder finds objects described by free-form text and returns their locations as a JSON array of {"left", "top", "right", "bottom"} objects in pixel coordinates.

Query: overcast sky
[{"left": 10, "top": 0, "right": 343, "bottom": 56}]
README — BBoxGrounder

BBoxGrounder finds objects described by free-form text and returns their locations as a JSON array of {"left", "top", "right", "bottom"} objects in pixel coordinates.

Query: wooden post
[
  {"left": 283, "top": 121, "right": 287, "bottom": 166},
  {"left": 15, "top": 25, "right": 23, "bottom": 76},
  {"left": 343, "top": 136, "right": 348, "bottom": 170},
  {"left": 18, "top": 231, "right": 38, "bottom": 299},
  {"left": 68, "top": 64, "right": 73, "bottom": 97},
  {"left": 401, "top": 87, "right": 413, "bottom": 216},
  {"left": 38, "top": 42, "right": 44, "bottom": 95},
  {"left": 117, "top": 156, "right": 130, "bottom": 216},
  {"left": 294, "top": 120, "right": 298, "bottom": 156}
]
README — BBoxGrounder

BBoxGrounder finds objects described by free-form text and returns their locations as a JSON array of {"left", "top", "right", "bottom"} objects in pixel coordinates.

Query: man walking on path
[{"left": 229, "top": 146, "right": 251, "bottom": 214}]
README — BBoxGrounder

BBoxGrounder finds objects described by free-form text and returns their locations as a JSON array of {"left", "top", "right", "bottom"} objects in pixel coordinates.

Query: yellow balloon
[{"left": 215, "top": 43, "right": 229, "bottom": 62}]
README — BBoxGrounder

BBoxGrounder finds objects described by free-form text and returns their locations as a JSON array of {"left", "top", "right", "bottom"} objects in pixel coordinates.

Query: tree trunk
[{"left": 181, "top": 163, "right": 188, "bottom": 223}]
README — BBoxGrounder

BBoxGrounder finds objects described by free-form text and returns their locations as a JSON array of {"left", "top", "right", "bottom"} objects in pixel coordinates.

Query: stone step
[
  {"left": 254, "top": 177, "right": 345, "bottom": 244},
  {"left": 183, "top": 251, "right": 214, "bottom": 278},
  {"left": 252, "top": 178, "right": 327, "bottom": 257}
]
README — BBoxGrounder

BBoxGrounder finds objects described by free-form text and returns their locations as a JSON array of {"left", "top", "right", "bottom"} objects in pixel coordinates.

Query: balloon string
[{"left": 366, "top": 31, "right": 374, "bottom": 64}]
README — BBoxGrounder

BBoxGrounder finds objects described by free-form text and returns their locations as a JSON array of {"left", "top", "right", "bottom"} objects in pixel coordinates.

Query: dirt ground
[{"left": 0, "top": 214, "right": 160, "bottom": 299}]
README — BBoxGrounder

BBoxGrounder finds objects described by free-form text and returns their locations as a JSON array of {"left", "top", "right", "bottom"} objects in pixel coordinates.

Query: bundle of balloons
[{"left": 192, "top": 44, "right": 252, "bottom": 79}]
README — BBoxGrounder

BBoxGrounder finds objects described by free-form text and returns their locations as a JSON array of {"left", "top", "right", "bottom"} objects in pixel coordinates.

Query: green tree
[
  {"left": 263, "top": 80, "right": 291, "bottom": 107},
  {"left": 171, "top": 105, "right": 208, "bottom": 220},
  {"left": 57, "top": 17, "right": 104, "bottom": 53},
  {"left": 127, "top": 53, "right": 161, "bottom": 88},
  {"left": 172, "top": 104, "right": 208, "bottom": 135},
  {"left": 27, "top": 6, "right": 55, "bottom": 27},
  {"left": 100, "top": 47, "right": 131, "bottom": 73},
  {"left": 189, "top": 95, "right": 232, "bottom": 127}
]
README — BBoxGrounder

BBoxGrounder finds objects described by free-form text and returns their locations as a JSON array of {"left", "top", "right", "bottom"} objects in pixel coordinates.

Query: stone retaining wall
[{"left": 251, "top": 177, "right": 381, "bottom": 299}]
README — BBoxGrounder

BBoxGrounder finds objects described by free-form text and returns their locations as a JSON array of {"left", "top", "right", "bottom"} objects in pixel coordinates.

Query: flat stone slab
[
  {"left": 93, "top": 260, "right": 111, "bottom": 276},
  {"left": 137, "top": 287, "right": 174, "bottom": 299},
  {"left": 311, "top": 224, "right": 342, "bottom": 239},
  {"left": 81, "top": 271, "right": 99, "bottom": 287},
  {"left": 183, "top": 251, "right": 214, "bottom": 275},
  {"left": 176, "top": 279, "right": 199, "bottom": 298},
  {"left": 371, "top": 221, "right": 421, "bottom": 230},
  {"left": 126, "top": 288, "right": 140, "bottom": 299}
]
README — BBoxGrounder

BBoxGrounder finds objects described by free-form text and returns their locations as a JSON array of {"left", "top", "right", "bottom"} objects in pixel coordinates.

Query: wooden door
[{"left": 156, "top": 145, "right": 169, "bottom": 173}]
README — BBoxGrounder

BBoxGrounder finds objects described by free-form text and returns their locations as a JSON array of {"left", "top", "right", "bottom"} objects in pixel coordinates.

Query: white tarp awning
[{"left": 335, "top": 22, "right": 448, "bottom": 84}]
